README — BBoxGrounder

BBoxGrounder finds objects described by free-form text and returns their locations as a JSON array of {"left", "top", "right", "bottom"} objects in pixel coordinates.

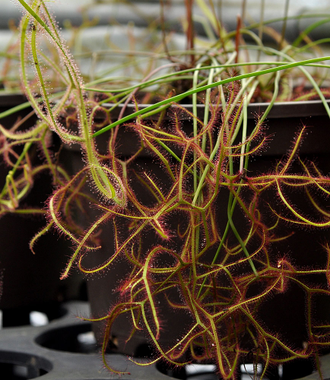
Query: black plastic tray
[{"left": 0, "top": 302, "right": 171, "bottom": 380}]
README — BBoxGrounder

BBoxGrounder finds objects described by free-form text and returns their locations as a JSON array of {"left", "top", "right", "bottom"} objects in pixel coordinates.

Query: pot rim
[
  {"left": 101, "top": 99, "right": 330, "bottom": 120},
  {"left": 1, "top": 93, "right": 329, "bottom": 119}
]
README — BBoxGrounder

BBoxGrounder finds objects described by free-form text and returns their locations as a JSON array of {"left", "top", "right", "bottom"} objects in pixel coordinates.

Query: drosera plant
[{"left": 2, "top": 0, "right": 330, "bottom": 378}]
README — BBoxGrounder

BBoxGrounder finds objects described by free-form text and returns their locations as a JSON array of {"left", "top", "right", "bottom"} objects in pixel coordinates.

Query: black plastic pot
[
  {"left": 0, "top": 94, "right": 84, "bottom": 326},
  {"left": 61, "top": 100, "right": 330, "bottom": 375}
]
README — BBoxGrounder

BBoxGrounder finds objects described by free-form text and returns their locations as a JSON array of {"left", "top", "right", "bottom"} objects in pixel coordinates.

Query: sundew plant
[{"left": 2, "top": 0, "right": 330, "bottom": 378}]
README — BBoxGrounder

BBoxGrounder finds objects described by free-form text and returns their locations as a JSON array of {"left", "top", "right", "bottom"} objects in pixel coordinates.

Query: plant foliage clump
[{"left": 1, "top": 1, "right": 330, "bottom": 378}]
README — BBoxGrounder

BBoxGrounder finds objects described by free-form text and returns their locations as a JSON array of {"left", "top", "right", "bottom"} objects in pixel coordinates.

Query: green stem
[{"left": 93, "top": 55, "right": 330, "bottom": 138}]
